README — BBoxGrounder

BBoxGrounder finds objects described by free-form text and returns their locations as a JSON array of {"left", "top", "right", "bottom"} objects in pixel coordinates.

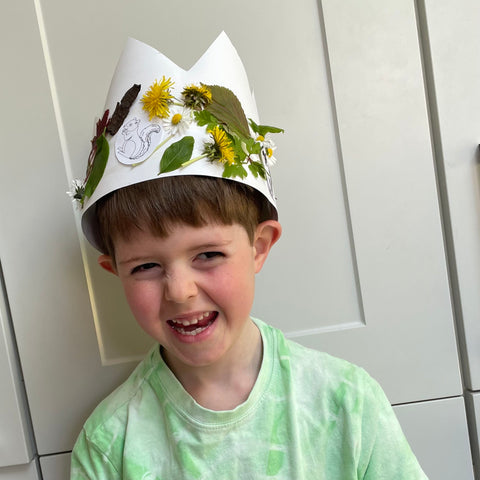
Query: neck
[{"left": 163, "top": 320, "right": 263, "bottom": 410}]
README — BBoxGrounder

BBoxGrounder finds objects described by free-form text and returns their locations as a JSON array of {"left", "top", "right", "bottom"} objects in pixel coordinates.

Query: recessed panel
[
  {"left": 422, "top": 0, "right": 480, "bottom": 390},
  {"left": 46, "top": 0, "right": 363, "bottom": 363}
]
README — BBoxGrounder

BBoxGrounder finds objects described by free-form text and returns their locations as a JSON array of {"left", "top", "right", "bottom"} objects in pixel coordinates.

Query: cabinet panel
[
  {"left": 465, "top": 392, "right": 480, "bottom": 479},
  {"left": 38, "top": 0, "right": 460, "bottom": 405},
  {"left": 423, "top": 0, "right": 480, "bottom": 390},
  {"left": 0, "top": 461, "right": 40, "bottom": 480},
  {"left": 395, "top": 397, "right": 474, "bottom": 479},
  {"left": 299, "top": 0, "right": 461, "bottom": 402},
  {"left": 0, "top": 268, "right": 33, "bottom": 467},
  {"left": 40, "top": 0, "right": 362, "bottom": 365},
  {"left": 0, "top": 0, "right": 136, "bottom": 455},
  {"left": 39, "top": 453, "right": 70, "bottom": 480}
]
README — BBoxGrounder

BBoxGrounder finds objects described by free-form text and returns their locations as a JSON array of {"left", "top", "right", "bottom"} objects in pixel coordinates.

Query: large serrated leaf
[
  {"left": 205, "top": 85, "right": 250, "bottom": 138},
  {"left": 84, "top": 133, "right": 109, "bottom": 200},
  {"left": 159, "top": 136, "right": 194, "bottom": 173}
]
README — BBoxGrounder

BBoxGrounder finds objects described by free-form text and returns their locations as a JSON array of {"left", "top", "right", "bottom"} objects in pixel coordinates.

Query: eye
[
  {"left": 131, "top": 262, "right": 160, "bottom": 274},
  {"left": 196, "top": 251, "right": 224, "bottom": 261}
]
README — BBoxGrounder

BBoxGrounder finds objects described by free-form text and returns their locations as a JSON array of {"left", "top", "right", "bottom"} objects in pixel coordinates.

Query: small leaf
[
  {"left": 249, "top": 161, "right": 267, "bottom": 180},
  {"left": 226, "top": 133, "right": 247, "bottom": 163},
  {"left": 84, "top": 134, "right": 109, "bottom": 200},
  {"left": 96, "top": 110, "right": 110, "bottom": 138},
  {"left": 244, "top": 137, "right": 261, "bottom": 155},
  {"left": 205, "top": 85, "right": 250, "bottom": 138},
  {"left": 249, "top": 118, "right": 284, "bottom": 137},
  {"left": 222, "top": 163, "right": 248, "bottom": 179},
  {"left": 160, "top": 136, "right": 194, "bottom": 173},
  {"left": 86, "top": 111, "right": 110, "bottom": 178},
  {"left": 194, "top": 110, "right": 218, "bottom": 130}
]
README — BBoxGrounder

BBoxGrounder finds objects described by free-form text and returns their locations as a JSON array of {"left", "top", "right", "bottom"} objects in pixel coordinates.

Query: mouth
[{"left": 167, "top": 311, "right": 218, "bottom": 336}]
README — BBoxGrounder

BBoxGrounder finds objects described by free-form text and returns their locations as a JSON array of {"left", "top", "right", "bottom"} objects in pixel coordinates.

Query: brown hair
[{"left": 95, "top": 175, "right": 277, "bottom": 258}]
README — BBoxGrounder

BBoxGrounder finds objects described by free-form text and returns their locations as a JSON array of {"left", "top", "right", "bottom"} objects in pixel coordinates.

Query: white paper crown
[{"left": 71, "top": 32, "right": 282, "bottom": 251}]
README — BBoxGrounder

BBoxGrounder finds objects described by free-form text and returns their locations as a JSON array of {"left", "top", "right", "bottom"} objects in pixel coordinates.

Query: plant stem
[{"left": 181, "top": 154, "right": 207, "bottom": 168}]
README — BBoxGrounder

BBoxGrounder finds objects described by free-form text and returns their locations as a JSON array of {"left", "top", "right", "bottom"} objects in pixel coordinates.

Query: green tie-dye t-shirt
[{"left": 70, "top": 319, "right": 428, "bottom": 479}]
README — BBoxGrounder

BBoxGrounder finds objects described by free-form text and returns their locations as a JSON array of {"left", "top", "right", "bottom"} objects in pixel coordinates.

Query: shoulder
[
  {"left": 80, "top": 344, "right": 161, "bottom": 441},
  {"left": 256, "top": 318, "right": 385, "bottom": 408},
  {"left": 71, "top": 344, "right": 171, "bottom": 477},
  {"left": 256, "top": 320, "right": 427, "bottom": 477}
]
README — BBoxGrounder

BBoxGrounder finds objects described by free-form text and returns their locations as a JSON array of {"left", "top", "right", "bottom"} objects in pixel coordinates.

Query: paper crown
[{"left": 70, "top": 32, "right": 282, "bottom": 251}]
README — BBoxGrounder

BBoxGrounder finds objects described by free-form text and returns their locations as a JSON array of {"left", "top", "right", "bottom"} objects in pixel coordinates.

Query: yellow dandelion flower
[
  {"left": 205, "top": 126, "right": 236, "bottom": 165},
  {"left": 182, "top": 84, "right": 212, "bottom": 110},
  {"left": 141, "top": 77, "right": 174, "bottom": 120}
]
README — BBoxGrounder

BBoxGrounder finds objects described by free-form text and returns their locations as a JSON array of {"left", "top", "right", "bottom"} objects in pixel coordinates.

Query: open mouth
[{"left": 167, "top": 311, "right": 218, "bottom": 336}]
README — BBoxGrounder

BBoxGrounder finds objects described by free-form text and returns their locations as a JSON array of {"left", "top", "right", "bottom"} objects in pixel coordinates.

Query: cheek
[
  {"left": 210, "top": 264, "right": 255, "bottom": 309},
  {"left": 122, "top": 282, "right": 159, "bottom": 320}
]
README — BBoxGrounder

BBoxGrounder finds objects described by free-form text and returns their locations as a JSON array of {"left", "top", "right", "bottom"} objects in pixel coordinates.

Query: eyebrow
[
  {"left": 118, "top": 239, "right": 232, "bottom": 266},
  {"left": 190, "top": 240, "right": 231, "bottom": 251},
  {"left": 118, "top": 256, "right": 150, "bottom": 266}
]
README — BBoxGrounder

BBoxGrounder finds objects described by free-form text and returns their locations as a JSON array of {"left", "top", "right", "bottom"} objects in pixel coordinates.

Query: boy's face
[{"left": 99, "top": 221, "right": 280, "bottom": 374}]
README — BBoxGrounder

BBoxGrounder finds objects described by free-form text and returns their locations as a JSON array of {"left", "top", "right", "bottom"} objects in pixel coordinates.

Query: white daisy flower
[
  {"left": 66, "top": 178, "right": 85, "bottom": 207},
  {"left": 257, "top": 134, "right": 277, "bottom": 167},
  {"left": 162, "top": 107, "right": 193, "bottom": 137}
]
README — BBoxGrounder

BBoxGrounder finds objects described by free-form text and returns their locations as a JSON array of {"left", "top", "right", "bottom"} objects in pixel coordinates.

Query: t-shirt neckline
[{"left": 151, "top": 318, "right": 274, "bottom": 428}]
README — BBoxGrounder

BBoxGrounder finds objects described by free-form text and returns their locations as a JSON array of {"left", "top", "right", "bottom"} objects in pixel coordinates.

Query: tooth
[
  {"left": 170, "top": 312, "right": 213, "bottom": 329},
  {"left": 174, "top": 323, "right": 210, "bottom": 336}
]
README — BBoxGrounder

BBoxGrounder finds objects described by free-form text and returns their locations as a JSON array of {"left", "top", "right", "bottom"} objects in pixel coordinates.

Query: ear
[
  {"left": 253, "top": 220, "right": 282, "bottom": 274},
  {"left": 98, "top": 254, "right": 118, "bottom": 275}
]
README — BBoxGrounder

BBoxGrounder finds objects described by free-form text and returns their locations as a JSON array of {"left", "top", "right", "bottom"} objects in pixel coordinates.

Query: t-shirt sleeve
[
  {"left": 70, "top": 428, "right": 120, "bottom": 480},
  {"left": 358, "top": 374, "right": 429, "bottom": 480}
]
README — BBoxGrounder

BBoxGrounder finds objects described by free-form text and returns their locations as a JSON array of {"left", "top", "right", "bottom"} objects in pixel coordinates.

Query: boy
[{"left": 69, "top": 33, "right": 428, "bottom": 479}]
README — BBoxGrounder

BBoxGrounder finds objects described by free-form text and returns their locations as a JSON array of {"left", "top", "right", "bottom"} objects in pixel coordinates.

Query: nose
[{"left": 164, "top": 269, "right": 198, "bottom": 304}]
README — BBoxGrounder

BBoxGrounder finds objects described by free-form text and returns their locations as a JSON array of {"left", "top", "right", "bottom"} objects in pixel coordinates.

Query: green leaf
[
  {"left": 194, "top": 110, "right": 218, "bottom": 130},
  {"left": 232, "top": 143, "right": 247, "bottom": 163},
  {"left": 249, "top": 161, "right": 267, "bottom": 180},
  {"left": 205, "top": 85, "right": 250, "bottom": 138},
  {"left": 159, "top": 136, "right": 194, "bottom": 173},
  {"left": 244, "top": 137, "right": 262, "bottom": 155},
  {"left": 84, "top": 133, "right": 109, "bottom": 200},
  {"left": 249, "top": 118, "right": 284, "bottom": 137},
  {"left": 222, "top": 163, "right": 248, "bottom": 179},
  {"left": 225, "top": 132, "right": 247, "bottom": 163}
]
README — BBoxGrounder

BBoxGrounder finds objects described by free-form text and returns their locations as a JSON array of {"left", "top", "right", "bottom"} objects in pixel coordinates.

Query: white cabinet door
[
  {"left": 1, "top": 0, "right": 463, "bottom": 460},
  {"left": 0, "top": 268, "right": 33, "bottom": 467},
  {"left": 395, "top": 397, "right": 474, "bottom": 479},
  {"left": 39, "top": 453, "right": 71, "bottom": 480},
  {"left": 421, "top": 0, "right": 480, "bottom": 391},
  {"left": 466, "top": 392, "right": 480, "bottom": 478},
  {"left": 0, "top": 462, "right": 40, "bottom": 480},
  {"left": 0, "top": 0, "right": 137, "bottom": 456},
  {"left": 292, "top": 0, "right": 460, "bottom": 402}
]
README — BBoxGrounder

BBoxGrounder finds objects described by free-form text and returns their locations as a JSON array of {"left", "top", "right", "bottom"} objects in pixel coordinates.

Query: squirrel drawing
[{"left": 117, "top": 118, "right": 161, "bottom": 161}]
